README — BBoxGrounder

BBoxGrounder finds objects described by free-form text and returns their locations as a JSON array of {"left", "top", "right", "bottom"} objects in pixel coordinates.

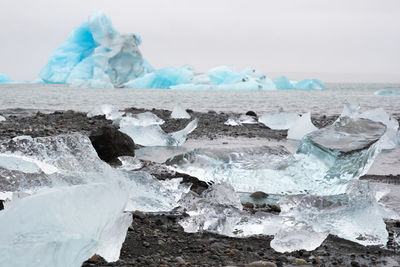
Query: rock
[
  {"left": 0, "top": 200, "right": 3, "bottom": 210},
  {"left": 245, "top": 261, "right": 277, "bottom": 267},
  {"left": 249, "top": 191, "right": 268, "bottom": 200},
  {"left": 295, "top": 258, "right": 308, "bottom": 265},
  {"left": 175, "top": 256, "right": 185, "bottom": 264},
  {"left": 89, "top": 126, "right": 135, "bottom": 163},
  {"left": 86, "top": 254, "right": 104, "bottom": 263},
  {"left": 242, "top": 202, "right": 255, "bottom": 209},
  {"left": 246, "top": 111, "right": 257, "bottom": 117}
]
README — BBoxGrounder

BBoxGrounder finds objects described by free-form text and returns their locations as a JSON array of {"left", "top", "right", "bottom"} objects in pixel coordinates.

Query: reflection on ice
[{"left": 168, "top": 117, "right": 385, "bottom": 195}]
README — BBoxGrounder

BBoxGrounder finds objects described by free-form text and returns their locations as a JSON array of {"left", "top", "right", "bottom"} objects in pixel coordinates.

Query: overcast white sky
[{"left": 0, "top": 0, "right": 399, "bottom": 82}]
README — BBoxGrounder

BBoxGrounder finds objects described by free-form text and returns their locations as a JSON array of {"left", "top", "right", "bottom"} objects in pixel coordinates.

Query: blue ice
[
  {"left": 39, "top": 11, "right": 325, "bottom": 90},
  {"left": 0, "top": 74, "right": 11, "bottom": 83}
]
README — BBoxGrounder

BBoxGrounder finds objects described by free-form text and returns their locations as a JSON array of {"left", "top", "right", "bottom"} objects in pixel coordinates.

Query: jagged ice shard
[
  {"left": 171, "top": 104, "right": 191, "bottom": 119},
  {"left": 168, "top": 117, "right": 386, "bottom": 195},
  {"left": 39, "top": 11, "right": 325, "bottom": 90},
  {"left": 0, "top": 133, "right": 190, "bottom": 266}
]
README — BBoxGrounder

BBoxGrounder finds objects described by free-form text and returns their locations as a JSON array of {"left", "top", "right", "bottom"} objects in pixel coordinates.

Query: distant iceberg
[
  {"left": 0, "top": 74, "right": 11, "bottom": 83},
  {"left": 374, "top": 89, "right": 400, "bottom": 96},
  {"left": 39, "top": 11, "right": 325, "bottom": 90}
]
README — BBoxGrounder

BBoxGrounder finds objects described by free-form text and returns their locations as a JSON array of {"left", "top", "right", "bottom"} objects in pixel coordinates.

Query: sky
[{"left": 0, "top": 0, "right": 399, "bottom": 82}]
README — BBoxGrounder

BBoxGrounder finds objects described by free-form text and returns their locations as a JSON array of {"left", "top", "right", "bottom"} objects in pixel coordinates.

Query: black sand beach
[{"left": 0, "top": 108, "right": 399, "bottom": 267}]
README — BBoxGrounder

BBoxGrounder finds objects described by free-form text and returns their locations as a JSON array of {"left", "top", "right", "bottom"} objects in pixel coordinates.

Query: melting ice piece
[
  {"left": 224, "top": 116, "right": 242, "bottom": 126},
  {"left": 87, "top": 104, "right": 124, "bottom": 120},
  {"left": 40, "top": 10, "right": 153, "bottom": 87},
  {"left": 259, "top": 111, "right": 300, "bottom": 130},
  {"left": 120, "top": 118, "right": 198, "bottom": 146},
  {"left": 0, "top": 115, "right": 5, "bottom": 122},
  {"left": 119, "top": 112, "right": 164, "bottom": 127},
  {"left": 171, "top": 105, "right": 191, "bottom": 119},
  {"left": 117, "top": 156, "right": 143, "bottom": 171},
  {"left": 337, "top": 103, "right": 399, "bottom": 150},
  {"left": 122, "top": 171, "right": 191, "bottom": 212},
  {"left": 0, "top": 183, "right": 132, "bottom": 267},
  {"left": 287, "top": 112, "right": 318, "bottom": 140},
  {"left": 0, "top": 74, "right": 11, "bottom": 83},
  {"left": 239, "top": 114, "right": 258, "bottom": 124},
  {"left": 278, "top": 180, "right": 389, "bottom": 247},
  {"left": 178, "top": 184, "right": 245, "bottom": 235},
  {"left": 168, "top": 118, "right": 386, "bottom": 195},
  {"left": 270, "top": 221, "right": 329, "bottom": 253}
]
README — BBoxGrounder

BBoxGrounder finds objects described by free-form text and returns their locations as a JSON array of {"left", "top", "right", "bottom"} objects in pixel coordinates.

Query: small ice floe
[
  {"left": 258, "top": 109, "right": 300, "bottom": 130},
  {"left": 170, "top": 104, "right": 191, "bottom": 119},
  {"left": 0, "top": 115, "right": 5, "bottom": 122},
  {"left": 287, "top": 112, "right": 318, "bottom": 140},
  {"left": 224, "top": 116, "right": 242, "bottom": 126},
  {"left": 374, "top": 89, "right": 400, "bottom": 96},
  {"left": 117, "top": 156, "right": 143, "bottom": 171}
]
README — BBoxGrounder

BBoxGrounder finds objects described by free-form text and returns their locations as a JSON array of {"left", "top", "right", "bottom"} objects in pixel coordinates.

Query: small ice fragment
[
  {"left": 294, "top": 79, "right": 325, "bottom": 90},
  {"left": 270, "top": 221, "right": 328, "bottom": 253},
  {"left": 87, "top": 104, "right": 124, "bottom": 120},
  {"left": 239, "top": 114, "right": 258, "bottom": 124},
  {"left": 120, "top": 119, "right": 198, "bottom": 146},
  {"left": 171, "top": 105, "right": 191, "bottom": 119},
  {"left": 259, "top": 111, "right": 300, "bottom": 130},
  {"left": 224, "top": 116, "right": 242, "bottom": 126},
  {"left": 119, "top": 112, "right": 164, "bottom": 127},
  {"left": 287, "top": 112, "right": 318, "bottom": 140},
  {"left": 117, "top": 156, "right": 143, "bottom": 171},
  {"left": 0, "top": 115, "right": 5, "bottom": 122}
]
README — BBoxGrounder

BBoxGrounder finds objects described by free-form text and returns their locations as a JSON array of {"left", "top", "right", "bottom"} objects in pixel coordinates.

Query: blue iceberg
[
  {"left": 0, "top": 74, "right": 11, "bottom": 83},
  {"left": 40, "top": 10, "right": 153, "bottom": 88},
  {"left": 374, "top": 89, "right": 400, "bottom": 96},
  {"left": 39, "top": 11, "right": 325, "bottom": 90}
]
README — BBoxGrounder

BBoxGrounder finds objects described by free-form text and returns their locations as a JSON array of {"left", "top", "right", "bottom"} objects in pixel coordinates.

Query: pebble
[
  {"left": 175, "top": 256, "right": 186, "bottom": 264},
  {"left": 245, "top": 261, "right": 277, "bottom": 267},
  {"left": 250, "top": 191, "right": 269, "bottom": 200},
  {"left": 295, "top": 258, "right": 308, "bottom": 265}
]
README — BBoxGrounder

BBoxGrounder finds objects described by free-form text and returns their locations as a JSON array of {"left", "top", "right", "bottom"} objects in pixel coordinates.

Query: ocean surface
[
  {"left": 0, "top": 83, "right": 399, "bottom": 116},
  {"left": 0, "top": 82, "right": 399, "bottom": 176}
]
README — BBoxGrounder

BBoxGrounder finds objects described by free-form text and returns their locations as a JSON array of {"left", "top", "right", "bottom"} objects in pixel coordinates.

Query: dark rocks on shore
[
  {"left": 89, "top": 126, "right": 135, "bottom": 163},
  {"left": 250, "top": 191, "right": 269, "bottom": 200}
]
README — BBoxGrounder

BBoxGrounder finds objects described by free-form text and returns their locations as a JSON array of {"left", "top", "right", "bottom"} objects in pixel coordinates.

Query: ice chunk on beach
[
  {"left": 120, "top": 118, "right": 198, "bottom": 146},
  {"left": 258, "top": 110, "right": 300, "bottom": 130},
  {"left": 287, "top": 112, "right": 318, "bottom": 140},
  {"left": 40, "top": 10, "right": 152, "bottom": 87},
  {"left": 0, "top": 183, "right": 132, "bottom": 267},
  {"left": 278, "top": 181, "right": 389, "bottom": 247},
  {"left": 0, "top": 74, "right": 11, "bottom": 83},
  {"left": 0, "top": 115, "right": 5, "bottom": 122},
  {"left": 168, "top": 117, "right": 386, "bottom": 195},
  {"left": 171, "top": 104, "right": 191, "bottom": 119},
  {"left": 270, "top": 221, "right": 329, "bottom": 253},
  {"left": 119, "top": 112, "right": 164, "bottom": 127},
  {"left": 87, "top": 104, "right": 124, "bottom": 120},
  {"left": 224, "top": 116, "right": 242, "bottom": 126},
  {"left": 337, "top": 103, "right": 399, "bottom": 150},
  {"left": 124, "top": 66, "right": 193, "bottom": 89}
]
